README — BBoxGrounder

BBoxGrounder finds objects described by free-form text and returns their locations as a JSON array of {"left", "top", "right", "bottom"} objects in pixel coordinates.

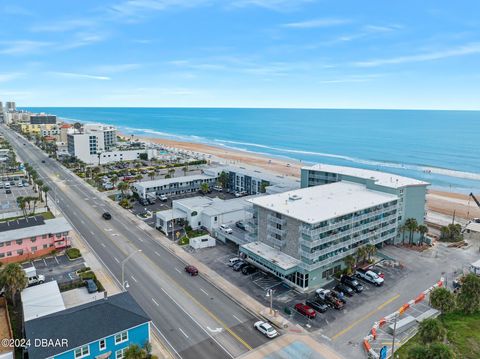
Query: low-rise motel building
[
  {"left": 241, "top": 165, "right": 429, "bottom": 292},
  {"left": 0, "top": 216, "right": 72, "bottom": 263}
]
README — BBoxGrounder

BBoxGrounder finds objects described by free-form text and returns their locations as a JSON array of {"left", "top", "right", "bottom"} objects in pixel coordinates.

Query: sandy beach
[{"left": 131, "top": 135, "right": 480, "bottom": 222}]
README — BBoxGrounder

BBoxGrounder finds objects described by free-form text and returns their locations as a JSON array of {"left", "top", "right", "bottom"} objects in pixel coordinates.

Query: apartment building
[
  {"left": 67, "top": 124, "right": 117, "bottom": 164},
  {"left": 301, "top": 164, "right": 429, "bottom": 242},
  {"left": 29, "top": 114, "right": 57, "bottom": 124},
  {"left": 0, "top": 216, "right": 72, "bottom": 264},
  {"left": 241, "top": 182, "right": 399, "bottom": 291}
]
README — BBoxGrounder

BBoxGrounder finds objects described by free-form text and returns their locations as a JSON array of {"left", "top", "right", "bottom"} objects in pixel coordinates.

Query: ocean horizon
[{"left": 23, "top": 107, "right": 480, "bottom": 193}]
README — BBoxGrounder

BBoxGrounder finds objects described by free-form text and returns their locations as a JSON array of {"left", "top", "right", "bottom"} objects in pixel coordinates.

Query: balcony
[
  {"left": 268, "top": 214, "right": 286, "bottom": 226},
  {"left": 267, "top": 224, "right": 285, "bottom": 237},
  {"left": 300, "top": 239, "right": 351, "bottom": 259},
  {"left": 267, "top": 234, "right": 286, "bottom": 248}
]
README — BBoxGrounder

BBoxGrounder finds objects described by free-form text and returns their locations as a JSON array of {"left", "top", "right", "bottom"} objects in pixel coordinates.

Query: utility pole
[{"left": 391, "top": 314, "right": 398, "bottom": 358}]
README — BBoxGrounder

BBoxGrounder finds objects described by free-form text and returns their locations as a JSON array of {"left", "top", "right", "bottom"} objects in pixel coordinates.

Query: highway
[{"left": 0, "top": 125, "right": 270, "bottom": 359}]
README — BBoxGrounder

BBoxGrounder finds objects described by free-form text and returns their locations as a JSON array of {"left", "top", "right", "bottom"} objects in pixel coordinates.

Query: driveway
[{"left": 23, "top": 253, "right": 87, "bottom": 285}]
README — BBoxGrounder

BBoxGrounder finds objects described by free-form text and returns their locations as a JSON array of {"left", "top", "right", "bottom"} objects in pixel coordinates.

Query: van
[
  {"left": 228, "top": 257, "right": 241, "bottom": 267},
  {"left": 4, "top": 183, "right": 10, "bottom": 189},
  {"left": 213, "top": 185, "right": 223, "bottom": 192}
]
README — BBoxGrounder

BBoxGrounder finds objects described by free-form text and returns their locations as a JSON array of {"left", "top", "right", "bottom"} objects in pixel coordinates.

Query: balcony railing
[
  {"left": 268, "top": 214, "right": 286, "bottom": 226},
  {"left": 267, "top": 234, "right": 286, "bottom": 248},
  {"left": 267, "top": 224, "right": 285, "bottom": 237}
]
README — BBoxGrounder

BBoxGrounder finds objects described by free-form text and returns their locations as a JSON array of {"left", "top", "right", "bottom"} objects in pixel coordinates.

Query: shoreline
[{"left": 125, "top": 134, "right": 480, "bottom": 221}]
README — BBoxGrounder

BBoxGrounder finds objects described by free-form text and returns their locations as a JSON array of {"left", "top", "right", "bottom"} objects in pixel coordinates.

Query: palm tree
[
  {"left": 365, "top": 244, "right": 377, "bottom": 261},
  {"left": 148, "top": 171, "right": 155, "bottom": 180},
  {"left": 182, "top": 165, "right": 188, "bottom": 176},
  {"left": 42, "top": 185, "right": 50, "bottom": 208},
  {"left": 344, "top": 255, "right": 356, "bottom": 275},
  {"left": 356, "top": 246, "right": 368, "bottom": 266},
  {"left": 400, "top": 224, "right": 407, "bottom": 244},
  {"left": 405, "top": 218, "right": 418, "bottom": 245},
  {"left": 36, "top": 179, "right": 44, "bottom": 201},
  {"left": 168, "top": 168, "right": 175, "bottom": 178},
  {"left": 417, "top": 225, "right": 428, "bottom": 245},
  {"left": 0, "top": 263, "right": 28, "bottom": 305},
  {"left": 200, "top": 182, "right": 210, "bottom": 194},
  {"left": 117, "top": 181, "right": 129, "bottom": 198},
  {"left": 16, "top": 196, "right": 27, "bottom": 218},
  {"left": 218, "top": 171, "right": 229, "bottom": 189},
  {"left": 124, "top": 344, "right": 146, "bottom": 359},
  {"left": 111, "top": 174, "right": 119, "bottom": 187}
]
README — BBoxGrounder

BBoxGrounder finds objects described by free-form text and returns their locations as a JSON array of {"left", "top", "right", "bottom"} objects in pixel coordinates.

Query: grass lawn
[{"left": 396, "top": 312, "right": 480, "bottom": 359}]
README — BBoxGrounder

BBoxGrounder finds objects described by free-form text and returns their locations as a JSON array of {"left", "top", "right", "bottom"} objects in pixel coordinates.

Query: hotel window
[
  {"left": 114, "top": 331, "right": 128, "bottom": 344},
  {"left": 6, "top": 252, "right": 11, "bottom": 256},
  {"left": 31, "top": 246, "right": 37, "bottom": 252},
  {"left": 99, "top": 339, "right": 106, "bottom": 351},
  {"left": 42, "top": 234, "right": 47, "bottom": 239},
  {"left": 17, "top": 250, "right": 24, "bottom": 255},
  {"left": 5, "top": 241, "right": 11, "bottom": 246},
  {"left": 31, "top": 238, "right": 36, "bottom": 242},
  {"left": 16, "top": 240, "right": 23, "bottom": 245},
  {"left": 74, "top": 345, "right": 89, "bottom": 358},
  {"left": 115, "top": 348, "right": 127, "bottom": 359},
  {"left": 0, "top": 253, "right": 4, "bottom": 258},
  {"left": 43, "top": 244, "right": 48, "bottom": 249}
]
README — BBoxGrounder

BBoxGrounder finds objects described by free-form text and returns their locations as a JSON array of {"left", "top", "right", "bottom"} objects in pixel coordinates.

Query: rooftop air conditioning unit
[{"left": 289, "top": 194, "right": 302, "bottom": 201}]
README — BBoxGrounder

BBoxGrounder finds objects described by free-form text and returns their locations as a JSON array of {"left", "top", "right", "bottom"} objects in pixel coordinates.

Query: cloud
[
  {"left": 0, "top": 73, "right": 25, "bottom": 83},
  {"left": 354, "top": 42, "right": 480, "bottom": 67},
  {"left": 30, "top": 19, "right": 95, "bottom": 33},
  {"left": 93, "top": 64, "right": 141, "bottom": 73},
  {"left": 109, "top": 0, "right": 208, "bottom": 19},
  {"left": 231, "top": 0, "right": 312, "bottom": 11},
  {"left": 319, "top": 74, "right": 385, "bottom": 83},
  {"left": 49, "top": 72, "right": 111, "bottom": 81},
  {"left": 61, "top": 33, "right": 107, "bottom": 49},
  {"left": 0, "top": 40, "right": 52, "bottom": 55},
  {"left": 283, "top": 18, "right": 351, "bottom": 29}
]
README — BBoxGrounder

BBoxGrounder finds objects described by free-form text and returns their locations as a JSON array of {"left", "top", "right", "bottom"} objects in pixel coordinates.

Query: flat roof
[
  {"left": 134, "top": 173, "right": 214, "bottom": 190},
  {"left": 155, "top": 208, "right": 187, "bottom": 220},
  {"left": 241, "top": 241, "right": 300, "bottom": 271},
  {"left": 466, "top": 222, "right": 480, "bottom": 233},
  {"left": 303, "top": 164, "right": 429, "bottom": 189},
  {"left": 0, "top": 217, "right": 72, "bottom": 243},
  {"left": 249, "top": 181, "right": 398, "bottom": 224},
  {"left": 22, "top": 281, "right": 65, "bottom": 321},
  {"left": 220, "top": 165, "right": 300, "bottom": 186}
]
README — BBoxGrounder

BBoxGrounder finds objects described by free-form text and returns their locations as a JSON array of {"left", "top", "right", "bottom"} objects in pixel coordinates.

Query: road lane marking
[
  {"left": 331, "top": 293, "right": 401, "bottom": 341},
  {"left": 152, "top": 298, "right": 159, "bottom": 306},
  {"left": 200, "top": 288, "right": 209, "bottom": 296},
  {"left": 154, "top": 251, "right": 160, "bottom": 256},
  {"left": 175, "top": 268, "right": 181, "bottom": 273},
  {"left": 101, "top": 243, "right": 106, "bottom": 248},
  {"left": 131, "top": 275, "right": 138, "bottom": 283},
  {"left": 90, "top": 231, "right": 95, "bottom": 235},
  {"left": 232, "top": 315, "right": 242, "bottom": 323},
  {"left": 178, "top": 328, "right": 189, "bottom": 338},
  {"left": 114, "top": 257, "right": 120, "bottom": 263}
]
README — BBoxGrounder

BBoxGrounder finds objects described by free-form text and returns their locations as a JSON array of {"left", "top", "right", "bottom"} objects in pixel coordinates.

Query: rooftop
[
  {"left": 22, "top": 281, "right": 66, "bottom": 321},
  {"left": 249, "top": 181, "right": 398, "bottom": 224},
  {"left": 219, "top": 165, "right": 300, "bottom": 186},
  {"left": 303, "top": 164, "right": 429, "bottom": 189},
  {"left": 0, "top": 217, "right": 72, "bottom": 243},
  {"left": 134, "top": 173, "right": 214, "bottom": 189},
  {"left": 25, "top": 292, "right": 150, "bottom": 359},
  {"left": 466, "top": 222, "right": 480, "bottom": 233},
  {"left": 241, "top": 241, "right": 300, "bottom": 271},
  {"left": 174, "top": 196, "right": 251, "bottom": 216}
]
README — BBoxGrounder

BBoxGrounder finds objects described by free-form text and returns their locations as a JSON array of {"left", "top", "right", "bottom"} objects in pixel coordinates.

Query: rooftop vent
[{"left": 289, "top": 194, "right": 302, "bottom": 201}]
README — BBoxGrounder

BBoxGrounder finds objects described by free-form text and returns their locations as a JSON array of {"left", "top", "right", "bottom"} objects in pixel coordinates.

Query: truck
[
  {"left": 24, "top": 266, "right": 45, "bottom": 287},
  {"left": 356, "top": 268, "right": 384, "bottom": 286},
  {"left": 315, "top": 288, "right": 344, "bottom": 310},
  {"left": 470, "top": 259, "right": 480, "bottom": 276}
]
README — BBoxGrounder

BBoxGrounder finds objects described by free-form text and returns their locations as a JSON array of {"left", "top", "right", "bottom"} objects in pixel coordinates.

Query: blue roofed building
[{"left": 24, "top": 291, "right": 150, "bottom": 359}]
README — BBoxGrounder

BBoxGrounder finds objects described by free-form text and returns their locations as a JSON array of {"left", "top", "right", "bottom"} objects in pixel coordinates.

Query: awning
[{"left": 96, "top": 351, "right": 112, "bottom": 359}]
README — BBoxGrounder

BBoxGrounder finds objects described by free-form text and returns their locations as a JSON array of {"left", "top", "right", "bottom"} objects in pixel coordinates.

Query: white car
[
  {"left": 17, "top": 182, "right": 23, "bottom": 187},
  {"left": 220, "top": 224, "right": 233, "bottom": 234},
  {"left": 254, "top": 321, "right": 278, "bottom": 338},
  {"left": 158, "top": 194, "right": 168, "bottom": 202}
]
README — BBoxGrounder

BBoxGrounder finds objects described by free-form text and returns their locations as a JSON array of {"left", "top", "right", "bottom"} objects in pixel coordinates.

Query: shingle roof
[{"left": 25, "top": 292, "right": 150, "bottom": 359}]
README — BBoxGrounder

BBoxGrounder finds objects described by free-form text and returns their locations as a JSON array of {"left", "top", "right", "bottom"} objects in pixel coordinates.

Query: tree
[
  {"left": 457, "top": 273, "right": 480, "bottom": 314},
  {"left": 439, "top": 223, "right": 463, "bottom": 242},
  {"left": 182, "top": 165, "right": 188, "bottom": 176},
  {"left": 365, "top": 244, "right": 377, "bottom": 261},
  {"left": 148, "top": 171, "right": 155, "bottom": 180},
  {"left": 429, "top": 287, "right": 456, "bottom": 314},
  {"left": 117, "top": 181, "right": 129, "bottom": 198},
  {"left": 344, "top": 255, "right": 356, "bottom": 275},
  {"left": 0, "top": 263, "right": 28, "bottom": 305},
  {"left": 124, "top": 344, "right": 146, "bottom": 359},
  {"left": 407, "top": 344, "right": 429, "bottom": 359},
  {"left": 42, "top": 185, "right": 50, "bottom": 208},
  {"left": 417, "top": 224, "right": 428, "bottom": 245},
  {"left": 405, "top": 218, "right": 418, "bottom": 245},
  {"left": 200, "top": 182, "right": 210, "bottom": 194},
  {"left": 218, "top": 171, "right": 229, "bottom": 189},
  {"left": 355, "top": 246, "right": 368, "bottom": 266},
  {"left": 418, "top": 318, "right": 446, "bottom": 344},
  {"left": 168, "top": 168, "right": 175, "bottom": 178},
  {"left": 427, "top": 343, "right": 454, "bottom": 359},
  {"left": 111, "top": 174, "right": 119, "bottom": 187},
  {"left": 400, "top": 224, "right": 407, "bottom": 244}
]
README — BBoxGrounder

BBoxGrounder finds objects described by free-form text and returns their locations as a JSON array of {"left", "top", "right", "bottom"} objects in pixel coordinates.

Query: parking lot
[
  {"left": 23, "top": 253, "right": 87, "bottom": 285},
  {"left": 0, "top": 180, "right": 36, "bottom": 214}
]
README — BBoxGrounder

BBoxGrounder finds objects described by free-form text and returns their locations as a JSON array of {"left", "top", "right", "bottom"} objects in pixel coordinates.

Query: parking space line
[
  {"left": 179, "top": 328, "right": 189, "bottom": 338},
  {"left": 175, "top": 268, "right": 181, "bottom": 274},
  {"left": 152, "top": 298, "right": 159, "bottom": 306},
  {"left": 331, "top": 293, "right": 400, "bottom": 341},
  {"left": 55, "top": 257, "right": 59, "bottom": 265},
  {"left": 113, "top": 257, "right": 120, "bottom": 263},
  {"left": 232, "top": 315, "right": 242, "bottom": 323},
  {"left": 154, "top": 251, "right": 160, "bottom": 256},
  {"left": 101, "top": 243, "right": 106, "bottom": 248},
  {"left": 200, "top": 288, "right": 209, "bottom": 296},
  {"left": 131, "top": 275, "right": 138, "bottom": 283}
]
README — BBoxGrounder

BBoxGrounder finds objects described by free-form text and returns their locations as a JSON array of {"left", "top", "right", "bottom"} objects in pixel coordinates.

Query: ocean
[{"left": 23, "top": 107, "right": 480, "bottom": 193}]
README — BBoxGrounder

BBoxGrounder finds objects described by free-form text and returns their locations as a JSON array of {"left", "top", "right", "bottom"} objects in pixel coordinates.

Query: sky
[{"left": 1, "top": 0, "right": 480, "bottom": 109}]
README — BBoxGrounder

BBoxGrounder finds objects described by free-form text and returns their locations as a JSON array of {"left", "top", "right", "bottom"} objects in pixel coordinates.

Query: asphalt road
[{"left": 0, "top": 126, "right": 270, "bottom": 359}]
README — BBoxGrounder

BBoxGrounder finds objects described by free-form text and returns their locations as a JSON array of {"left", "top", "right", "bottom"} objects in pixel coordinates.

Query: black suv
[
  {"left": 102, "top": 212, "right": 112, "bottom": 220},
  {"left": 232, "top": 261, "right": 247, "bottom": 272},
  {"left": 341, "top": 275, "right": 364, "bottom": 293},
  {"left": 306, "top": 299, "right": 328, "bottom": 313},
  {"left": 334, "top": 283, "right": 354, "bottom": 297},
  {"left": 242, "top": 265, "right": 257, "bottom": 275}
]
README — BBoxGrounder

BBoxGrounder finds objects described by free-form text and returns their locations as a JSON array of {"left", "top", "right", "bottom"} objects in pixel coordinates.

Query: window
[
  {"left": 114, "top": 331, "right": 128, "bottom": 344},
  {"left": 31, "top": 238, "right": 36, "bottom": 242},
  {"left": 115, "top": 348, "right": 127, "bottom": 359},
  {"left": 16, "top": 240, "right": 23, "bottom": 245},
  {"left": 99, "top": 339, "right": 106, "bottom": 351},
  {"left": 5, "top": 241, "right": 10, "bottom": 246},
  {"left": 74, "top": 345, "right": 89, "bottom": 358},
  {"left": 31, "top": 246, "right": 37, "bottom": 252},
  {"left": 43, "top": 244, "right": 48, "bottom": 249},
  {"left": 0, "top": 253, "right": 4, "bottom": 258},
  {"left": 17, "top": 250, "right": 24, "bottom": 255},
  {"left": 6, "top": 252, "right": 11, "bottom": 256}
]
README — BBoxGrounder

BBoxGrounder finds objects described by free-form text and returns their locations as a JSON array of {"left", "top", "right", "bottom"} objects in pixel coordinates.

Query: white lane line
[
  {"left": 114, "top": 257, "right": 120, "bottom": 263},
  {"left": 160, "top": 287, "right": 233, "bottom": 358},
  {"left": 137, "top": 237, "right": 144, "bottom": 242},
  {"left": 175, "top": 268, "right": 181, "bottom": 274},
  {"left": 131, "top": 275, "right": 138, "bottom": 283},
  {"left": 154, "top": 251, "right": 160, "bottom": 256},
  {"left": 101, "top": 243, "right": 106, "bottom": 248},
  {"left": 90, "top": 231, "right": 95, "bottom": 235},
  {"left": 150, "top": 322, "right": 181, "bottom": 359},
  {"left": 80, "top": 220, "right": 85, "bottom": 224},
  {"left": 232, "top": 314, "right": 242, "bottom": 323},
  {"left": 152, "top": 298, "right": 159, "bottom": 306},
  {"left": 55, "top": 256, "right": 60, "bottom": 265},
  {"left": 200, "top": 288, "right": 209, "bottom": 296},
  {"left": 178, "top": 328, "right": 189, "bottom": 339}
]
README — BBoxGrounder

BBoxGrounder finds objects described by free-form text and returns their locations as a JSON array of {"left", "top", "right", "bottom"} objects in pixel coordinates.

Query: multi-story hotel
[{"left": 301, "top": 164, "right": 429, "bottom": 242}]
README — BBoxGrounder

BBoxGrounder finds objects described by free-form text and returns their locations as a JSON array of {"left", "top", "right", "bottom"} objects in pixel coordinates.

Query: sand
[{"left": 129, "top": 135, "right": 480, "bottom": 221}]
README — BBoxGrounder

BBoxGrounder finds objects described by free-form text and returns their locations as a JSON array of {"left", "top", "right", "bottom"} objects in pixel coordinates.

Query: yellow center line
[{"left": 331, "top": 293, "right": 400, "bottom": 341}]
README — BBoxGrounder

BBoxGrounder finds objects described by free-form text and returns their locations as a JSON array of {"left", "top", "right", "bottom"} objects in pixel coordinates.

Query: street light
[
  {"left": 266, "top": 289, "right": 274, "bottom": 315},
  {"left": 121, "top": 249, "right": 142, "bottom": 291}
]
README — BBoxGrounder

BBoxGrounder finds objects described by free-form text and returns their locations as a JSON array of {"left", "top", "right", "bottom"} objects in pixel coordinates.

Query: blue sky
[{"left": 1, "top": 0, "right": 480, "bottom": 109}]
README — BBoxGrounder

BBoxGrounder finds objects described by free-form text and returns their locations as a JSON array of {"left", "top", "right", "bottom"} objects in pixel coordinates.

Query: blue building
[{"left": 25, "top": 292, "right": 151, "bottom": 359}]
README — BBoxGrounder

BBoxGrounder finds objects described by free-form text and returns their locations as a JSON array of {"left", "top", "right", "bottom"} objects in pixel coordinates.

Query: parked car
[
  {"left": 316, "top": 288, "right": 344, "bottom": 310},
  {"left": 213, "top": 185, "right": 223, "bottom": 192},
  {"left": 17, "top": 182, "right": 23, "bottom": 187},
  {"left": 5, "top": 189, "right": 11, "bottom": 194},
  {"left": 234, "top": 191, "right": 248, "bottom": 198},
  {"left": 305, "top": 299, "right": 328, "bottom": 313},
  {"left": 330, "top": 289, "right": 347, "bottom": 304},
  {"left": 341, "top": 275, "right": 364, "bottom": 293},
  {"left": 139, "top": 198, "right": 149, "bottom": 206},
  {"left": 253, "top": 321, "right": 278, "bottom": 338},
  {"left": 242, "top": 265, "right": 257, "bottom": 275},
  {"left": 158, "top": 194, "right": 168, "bottom": 202},
  {"left": 185, "top": 265, "right": 198, "bottom": 276},
  {"left": 334, "top": 283, "right": 355, "bottom": 297},
  {"left": 228, "top": 257, "right": 241, "bottom": 267},
  {"left": 356, "top": 268, "right": 384, "bottom": 286},
  {"left": 85, "top": 279, "right": 98, "bottom": 293},
  {"left": 0, "top": 182, "right": 3, "bottom": 189},
  {"left": 220, "top": 224, "right": 233, "bottom": 234},
  {"left": 102, "top": 212, "right": 112, "bottom": 220},
  {"left": 368, "top": 266, "right": 385, "bottom": 279},
  {"left": 236, "top": 221, "right": 246, "bottom": 230},
  {"left": 294, "top": 303, "right": 316, "bottom": 319},
  {"left": 232, "top": 261, "right": 247, "bottom": 272}
]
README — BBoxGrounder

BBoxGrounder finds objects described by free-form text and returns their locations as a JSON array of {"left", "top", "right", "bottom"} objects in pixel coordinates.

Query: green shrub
[
  {"left": 178, "top": 236, "right": 189, "bottom": 246},
  {"left": 66, "top": 248, "right": 81, "bottom": 259}
]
